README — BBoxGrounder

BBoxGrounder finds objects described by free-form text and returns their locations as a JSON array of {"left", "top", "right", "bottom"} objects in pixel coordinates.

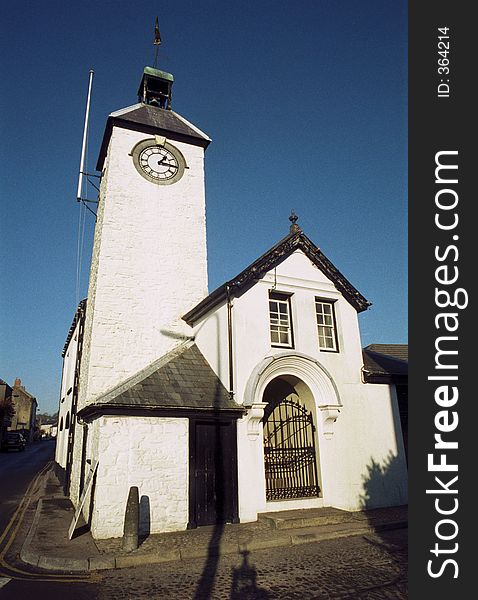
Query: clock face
[
  {"left": 131, "top": 139, "right": 186, "bottom": 184},
  {"left": 139, "top": 146, "right": 179, "bottom": 181}
]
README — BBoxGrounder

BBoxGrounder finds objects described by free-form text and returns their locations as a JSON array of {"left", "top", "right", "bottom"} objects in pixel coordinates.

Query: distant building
[
  {"left": 0, "top": 378, "right": 14, "bottom": 439},
  {"left": 9, "top": 378, "right": 37, "bottom": 443},
  {"left": 40, "top": 423, "right": 58, "bottom": 438}
]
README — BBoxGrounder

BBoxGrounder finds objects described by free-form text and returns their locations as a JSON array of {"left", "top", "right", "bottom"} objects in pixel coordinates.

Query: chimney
[{"left": 14, "top": 378, "right": 22, "bottom": 388}]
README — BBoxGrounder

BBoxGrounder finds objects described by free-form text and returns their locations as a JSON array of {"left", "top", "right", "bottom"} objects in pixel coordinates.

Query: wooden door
[{"left": 190, "top": 420, "right": 238, "bottom": 527}]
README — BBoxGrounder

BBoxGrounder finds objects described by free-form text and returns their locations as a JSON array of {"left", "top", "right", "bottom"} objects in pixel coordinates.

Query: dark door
[{"left": 191, "top": 420, "right": 238, "bottom": 527}]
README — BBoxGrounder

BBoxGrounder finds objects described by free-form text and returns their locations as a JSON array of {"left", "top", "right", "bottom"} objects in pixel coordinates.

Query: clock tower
[{"left": 78, "top": 66, "right": 211, "bottom": 409}]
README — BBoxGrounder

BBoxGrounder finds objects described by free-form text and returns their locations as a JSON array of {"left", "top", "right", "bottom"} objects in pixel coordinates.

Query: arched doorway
[{"left": 262, "top": 377, "right": 321, "bottom": 501}]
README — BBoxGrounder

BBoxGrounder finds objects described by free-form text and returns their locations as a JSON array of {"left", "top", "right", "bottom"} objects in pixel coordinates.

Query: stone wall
[{"left": 89, "top": 415, "right": 189, "bottom": 539}]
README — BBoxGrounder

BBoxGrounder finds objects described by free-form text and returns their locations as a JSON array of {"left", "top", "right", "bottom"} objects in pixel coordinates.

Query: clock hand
[{"left": 156, "top": 157, "right": 178, "bottom": 169}]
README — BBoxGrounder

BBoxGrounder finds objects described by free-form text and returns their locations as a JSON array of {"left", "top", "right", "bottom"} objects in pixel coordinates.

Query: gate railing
[{"left": 263, "top": 398, "right": 320, "bottom": 501}]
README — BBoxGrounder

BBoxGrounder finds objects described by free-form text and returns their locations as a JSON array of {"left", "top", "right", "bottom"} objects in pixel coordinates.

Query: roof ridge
[
  {"left": 363, "top": 348, "right": 408, "bottom": 362},
  {"left": 365, "top": 343, "right": 408, "bottom": 348},
  {"left": 109, "top": 102, "right": 143, "bottom": 117},
  {"left": 183, "top": 230, "right": 370, "bottom": 325},
  {"left": 171, "top": 110, "right": 211, "bottom": 141}
]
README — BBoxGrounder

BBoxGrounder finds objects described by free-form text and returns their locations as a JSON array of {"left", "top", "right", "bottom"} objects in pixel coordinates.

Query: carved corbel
[
  {"left": 319, "top": 405, "right": 341, "bottom": 439},
  {"left": 246, "top": 402, "right": 268, "bottom": 440}
]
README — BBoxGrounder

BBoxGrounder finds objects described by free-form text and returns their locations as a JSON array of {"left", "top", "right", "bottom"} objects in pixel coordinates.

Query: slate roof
[
  {"left": 96, "top": 104, "right": 211, "bottom": 171},
  {"left": 183, "top": 228, "right": 371, "bottom": 326},
  {"left": 77, "top": 342, "right": 243, "bottom": 419},
  {"left": 365, "top": 344, "right": 408, "bottom": 362},
  {"left": 362, "top": 344, "right": 408, "bottom": 383}
]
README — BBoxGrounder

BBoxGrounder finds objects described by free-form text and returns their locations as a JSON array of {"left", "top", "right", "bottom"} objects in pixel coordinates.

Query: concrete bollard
[{"left": 122, "top": 486, "right": 139, "bottom": 551}]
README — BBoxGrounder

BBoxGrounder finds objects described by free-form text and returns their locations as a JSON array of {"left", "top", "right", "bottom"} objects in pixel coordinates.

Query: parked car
[{"left": 1, "top": 432, "right": 27, "bottom": 451}]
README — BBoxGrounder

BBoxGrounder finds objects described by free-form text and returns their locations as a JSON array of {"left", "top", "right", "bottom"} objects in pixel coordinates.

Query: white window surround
[
  {"left": 315, "top": 299, "right": 339, "bottom": 352},
  {"left": 269, "top": 292, "right": 293, "bottom": 348}
]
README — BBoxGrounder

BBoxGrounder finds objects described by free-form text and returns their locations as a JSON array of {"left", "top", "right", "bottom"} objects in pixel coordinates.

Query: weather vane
[{"left": 153, "top": 16, "right": 162, "bottom": 69}]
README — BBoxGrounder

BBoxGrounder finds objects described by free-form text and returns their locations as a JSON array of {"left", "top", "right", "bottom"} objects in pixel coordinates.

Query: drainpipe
[{"left": 226, "top": 284, "right": 234, "bottom": 400}]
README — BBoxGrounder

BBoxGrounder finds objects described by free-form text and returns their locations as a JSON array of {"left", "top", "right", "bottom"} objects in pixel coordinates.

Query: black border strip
[{"left": 409, "top": 2, "right": 473, "bottom": 596}]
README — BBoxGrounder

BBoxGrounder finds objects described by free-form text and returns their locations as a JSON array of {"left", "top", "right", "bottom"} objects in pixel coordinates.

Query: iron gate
[{"left": 263, "top": 397, "right": 320, "bottom": 500}]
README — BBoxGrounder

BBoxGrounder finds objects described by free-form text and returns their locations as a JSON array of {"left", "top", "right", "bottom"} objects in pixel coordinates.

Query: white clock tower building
[
  {"left": 78, "top": 67, "right": 211, "bottom": 410},
  {"left": 59, "top": 42, "right": 407, "bottom": 541}
]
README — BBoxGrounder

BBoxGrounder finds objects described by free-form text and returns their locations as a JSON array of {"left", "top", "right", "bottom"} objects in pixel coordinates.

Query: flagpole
[{"left": 77, "top": 69, "right": 94, "bottom": 202}]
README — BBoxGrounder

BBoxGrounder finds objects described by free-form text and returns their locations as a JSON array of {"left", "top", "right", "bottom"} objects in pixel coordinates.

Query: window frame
[
  {"left": 269, "top": 291, "right": 294, "bottom": 349},
  {"left": 315, "top": 298, "right": 339, "bottom": 352}
]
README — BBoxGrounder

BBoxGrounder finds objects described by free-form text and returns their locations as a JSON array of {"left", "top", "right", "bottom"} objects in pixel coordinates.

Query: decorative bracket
[
  {"left": 319, "top": 405, "right": 341, "bottom": 439},
  {"left": 246, "top": 402, "right": 268, "bottom": 440}
]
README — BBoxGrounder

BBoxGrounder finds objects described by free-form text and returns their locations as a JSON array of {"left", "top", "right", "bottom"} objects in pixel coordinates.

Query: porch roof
[{"left": 77, "top": 341, "right": 243, "bottom": 419}]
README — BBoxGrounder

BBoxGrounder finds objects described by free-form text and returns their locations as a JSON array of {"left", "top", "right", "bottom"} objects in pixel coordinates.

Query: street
[
  {"left": 0, "top": 440, "right": 94, "bottom": 599},
  {"left": 0, "top": 443, "right": 407, "bottom": 598},
  {"left": 0, "top": 439, "right": 54, "bottom": 535}
]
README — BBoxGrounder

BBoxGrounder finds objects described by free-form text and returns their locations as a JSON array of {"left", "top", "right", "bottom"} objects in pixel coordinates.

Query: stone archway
[
  {"left": 262, "top": 377, "right": 321, "bottom": 501},
  {"left": 238, "top": 351, "right": 342, "bottom": 517},
  {"left": 244, "top": 351, "right": 342, "bottom": 440}
]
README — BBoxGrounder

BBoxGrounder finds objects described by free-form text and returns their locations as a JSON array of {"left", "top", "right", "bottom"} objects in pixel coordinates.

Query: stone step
[{"left": 258, "top": 507, "right": 357, "bottom": 530}]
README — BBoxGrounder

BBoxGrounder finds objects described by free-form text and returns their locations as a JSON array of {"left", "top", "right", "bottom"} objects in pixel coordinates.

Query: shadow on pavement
[
  {"left": 230, "top": 550, "right": 270, "bottom": 599},
  {"left": 192, "top": 521, "right": 224, "bottom": 600}
]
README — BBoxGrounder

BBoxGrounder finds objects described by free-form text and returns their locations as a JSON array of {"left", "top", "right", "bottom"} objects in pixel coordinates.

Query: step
[{"left": 258, "top": 507, "right": 357, "bottom": 530}]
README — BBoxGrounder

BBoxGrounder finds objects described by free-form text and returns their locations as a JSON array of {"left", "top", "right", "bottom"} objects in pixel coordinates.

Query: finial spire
[
  {"left": 153, "top": 17, "right": 162, "bottom": 68},
  {"left": 289, "top": 209, "right": 301, "bottom": 233}
]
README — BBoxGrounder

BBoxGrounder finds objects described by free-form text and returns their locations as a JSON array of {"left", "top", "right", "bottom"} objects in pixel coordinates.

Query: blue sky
[{"left": 0, "top": 1, "right": 407, "bottom": 414}]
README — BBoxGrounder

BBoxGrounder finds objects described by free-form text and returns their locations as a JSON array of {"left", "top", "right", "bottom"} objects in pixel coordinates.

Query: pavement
[{"left": 19, "top": 467, "right": 407, "bottom": 573}]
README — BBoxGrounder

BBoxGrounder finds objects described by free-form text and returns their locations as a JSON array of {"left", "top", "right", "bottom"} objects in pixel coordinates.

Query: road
[
  {"left": 0, "top": 444, "right": 407, "bottom": 598},
  {"left": 0, "top": 439, "right": 55, "bottom": 535},
  {"left": 0, "top": 440, "right": 96, "bottom": 598}
]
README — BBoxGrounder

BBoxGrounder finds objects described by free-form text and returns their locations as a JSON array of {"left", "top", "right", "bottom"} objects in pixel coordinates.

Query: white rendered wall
[
  {"left": 193, "top": 303, "right": 229, "bottom": 389},
  {"left": 78, "top": 125, "right": 208, "bottom": 410},
  {"left": 88, "top": 415, "right": 189, "bottom": 539},
  {"left": 68, "top": 420, "right": 85, "bottom": 505},
  {"left": 55, "top": 320, "right": 81, "bottom": 469}
]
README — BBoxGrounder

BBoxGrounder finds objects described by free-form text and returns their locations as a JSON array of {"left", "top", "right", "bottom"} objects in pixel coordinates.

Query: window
[
  {"left": 315, "top": 299, "right": 338, "bottom": 351},
  {"left": 269, "top": 292, "right": 293, "bottom": 347}
]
